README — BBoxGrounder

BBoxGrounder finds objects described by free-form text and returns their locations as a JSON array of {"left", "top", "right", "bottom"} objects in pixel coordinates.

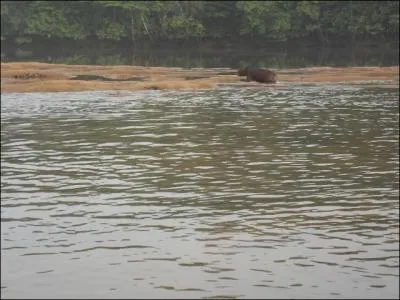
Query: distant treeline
[{"left": 1, "top": 1, "right": 399, "bottom": 43}]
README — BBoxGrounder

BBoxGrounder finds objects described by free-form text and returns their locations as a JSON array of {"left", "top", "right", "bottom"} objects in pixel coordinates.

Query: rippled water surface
[{"left": 1, "top": 84, "right": 399, "bottom": 299}]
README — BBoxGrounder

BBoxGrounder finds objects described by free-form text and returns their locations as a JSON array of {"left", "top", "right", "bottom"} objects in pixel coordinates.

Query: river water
[{"left": 1, "top": 84, "right": 399, "bottom": 299}]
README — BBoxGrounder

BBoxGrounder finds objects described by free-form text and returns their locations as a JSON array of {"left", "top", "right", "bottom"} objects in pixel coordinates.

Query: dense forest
[{"left": 1, "top": 1, "right": 399, "bottom": 44}]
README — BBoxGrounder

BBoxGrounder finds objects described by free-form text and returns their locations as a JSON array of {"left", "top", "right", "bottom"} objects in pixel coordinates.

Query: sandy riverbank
[{"left": 1, "top": 62, "right": 398, "bottom": 93}]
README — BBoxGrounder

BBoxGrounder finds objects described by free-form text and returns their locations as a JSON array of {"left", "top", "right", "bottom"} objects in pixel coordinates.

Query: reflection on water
[
  {"left": 1, "top": 85, "right": 399, "bottom": 299},
  {"left": 1, "top": 40, "right": 399, "bottom": 68}
]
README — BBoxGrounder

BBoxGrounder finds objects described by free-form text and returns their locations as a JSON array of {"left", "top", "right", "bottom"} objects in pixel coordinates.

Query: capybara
[{"left": 238, "top": 67, "right": 277, "bottom": 83}]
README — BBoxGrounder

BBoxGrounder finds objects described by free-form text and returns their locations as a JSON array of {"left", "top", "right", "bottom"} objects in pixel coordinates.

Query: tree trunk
[
  {"left": 350, "top": 1, "right": 355, "bottom": 45},
  {"left": 141, "top": 15, "right": 151, "bottom": 39},
  {"left": 131, "top": 15, "right": 135, "bottom": 47},
  {"left": 317, "top": 28, "right": 329, "bottom": 46}
]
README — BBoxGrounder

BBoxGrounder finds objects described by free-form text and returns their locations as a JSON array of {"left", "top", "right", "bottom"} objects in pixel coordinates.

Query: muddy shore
[{"left": 1, "top": 62, "right": 398, "bottom": 93}]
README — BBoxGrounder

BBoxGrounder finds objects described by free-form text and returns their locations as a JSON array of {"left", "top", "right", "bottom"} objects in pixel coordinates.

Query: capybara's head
[{"left": 237, "top": 67, "right": 249, "bottom": 76}]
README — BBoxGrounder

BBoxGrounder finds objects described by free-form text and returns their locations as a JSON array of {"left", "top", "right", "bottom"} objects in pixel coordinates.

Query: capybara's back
[{"left": 238, "top": 67, "right": 277, "bottom": 83}]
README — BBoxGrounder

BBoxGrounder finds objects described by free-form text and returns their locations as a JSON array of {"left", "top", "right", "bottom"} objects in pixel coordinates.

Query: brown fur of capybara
[{"left": 237, "top": 67, "right": 277, "bottom": 83}]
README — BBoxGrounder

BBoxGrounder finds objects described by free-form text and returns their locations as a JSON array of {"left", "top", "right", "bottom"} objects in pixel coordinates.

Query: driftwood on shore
[
  {"left": 1, "top": 62, "right": 398, "bottom": 93},
  {"left": 70, "top": 74, "right": 149, "bottom": 82}
]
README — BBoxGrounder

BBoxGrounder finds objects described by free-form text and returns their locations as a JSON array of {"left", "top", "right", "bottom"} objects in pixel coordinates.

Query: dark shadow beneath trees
[{"left": 1, "top": 38, "right": 398, "bottom": 69}]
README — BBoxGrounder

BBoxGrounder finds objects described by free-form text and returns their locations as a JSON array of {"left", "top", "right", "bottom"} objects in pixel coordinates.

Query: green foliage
[
  {"left": 201, "top": 1, "right": 240, "bottom": 38},
  {"left": 237, "top": 1, "right": 291, "bottom": 39},
  {"left": 24, "top": 2, "right": 86, "bottom": 39},
  {"left": 95, "top": 22, "right": 127, "bottom": 40},
  {"left": 167, "top": 16, "right": 204, "bottom": 38},
  {"left": 1, "top": 1, "right": 31, "bottom": 37},
  {"left": 1, "top": 1, "right": 398, "bottom": 42},
  {"left": 293, "top": 1, "right": 321, "bottom": 33}
]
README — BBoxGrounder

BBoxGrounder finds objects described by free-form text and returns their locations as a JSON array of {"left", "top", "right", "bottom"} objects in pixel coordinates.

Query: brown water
[{"left": 1, "top": 84, "right": 399, "bottom": 299}]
